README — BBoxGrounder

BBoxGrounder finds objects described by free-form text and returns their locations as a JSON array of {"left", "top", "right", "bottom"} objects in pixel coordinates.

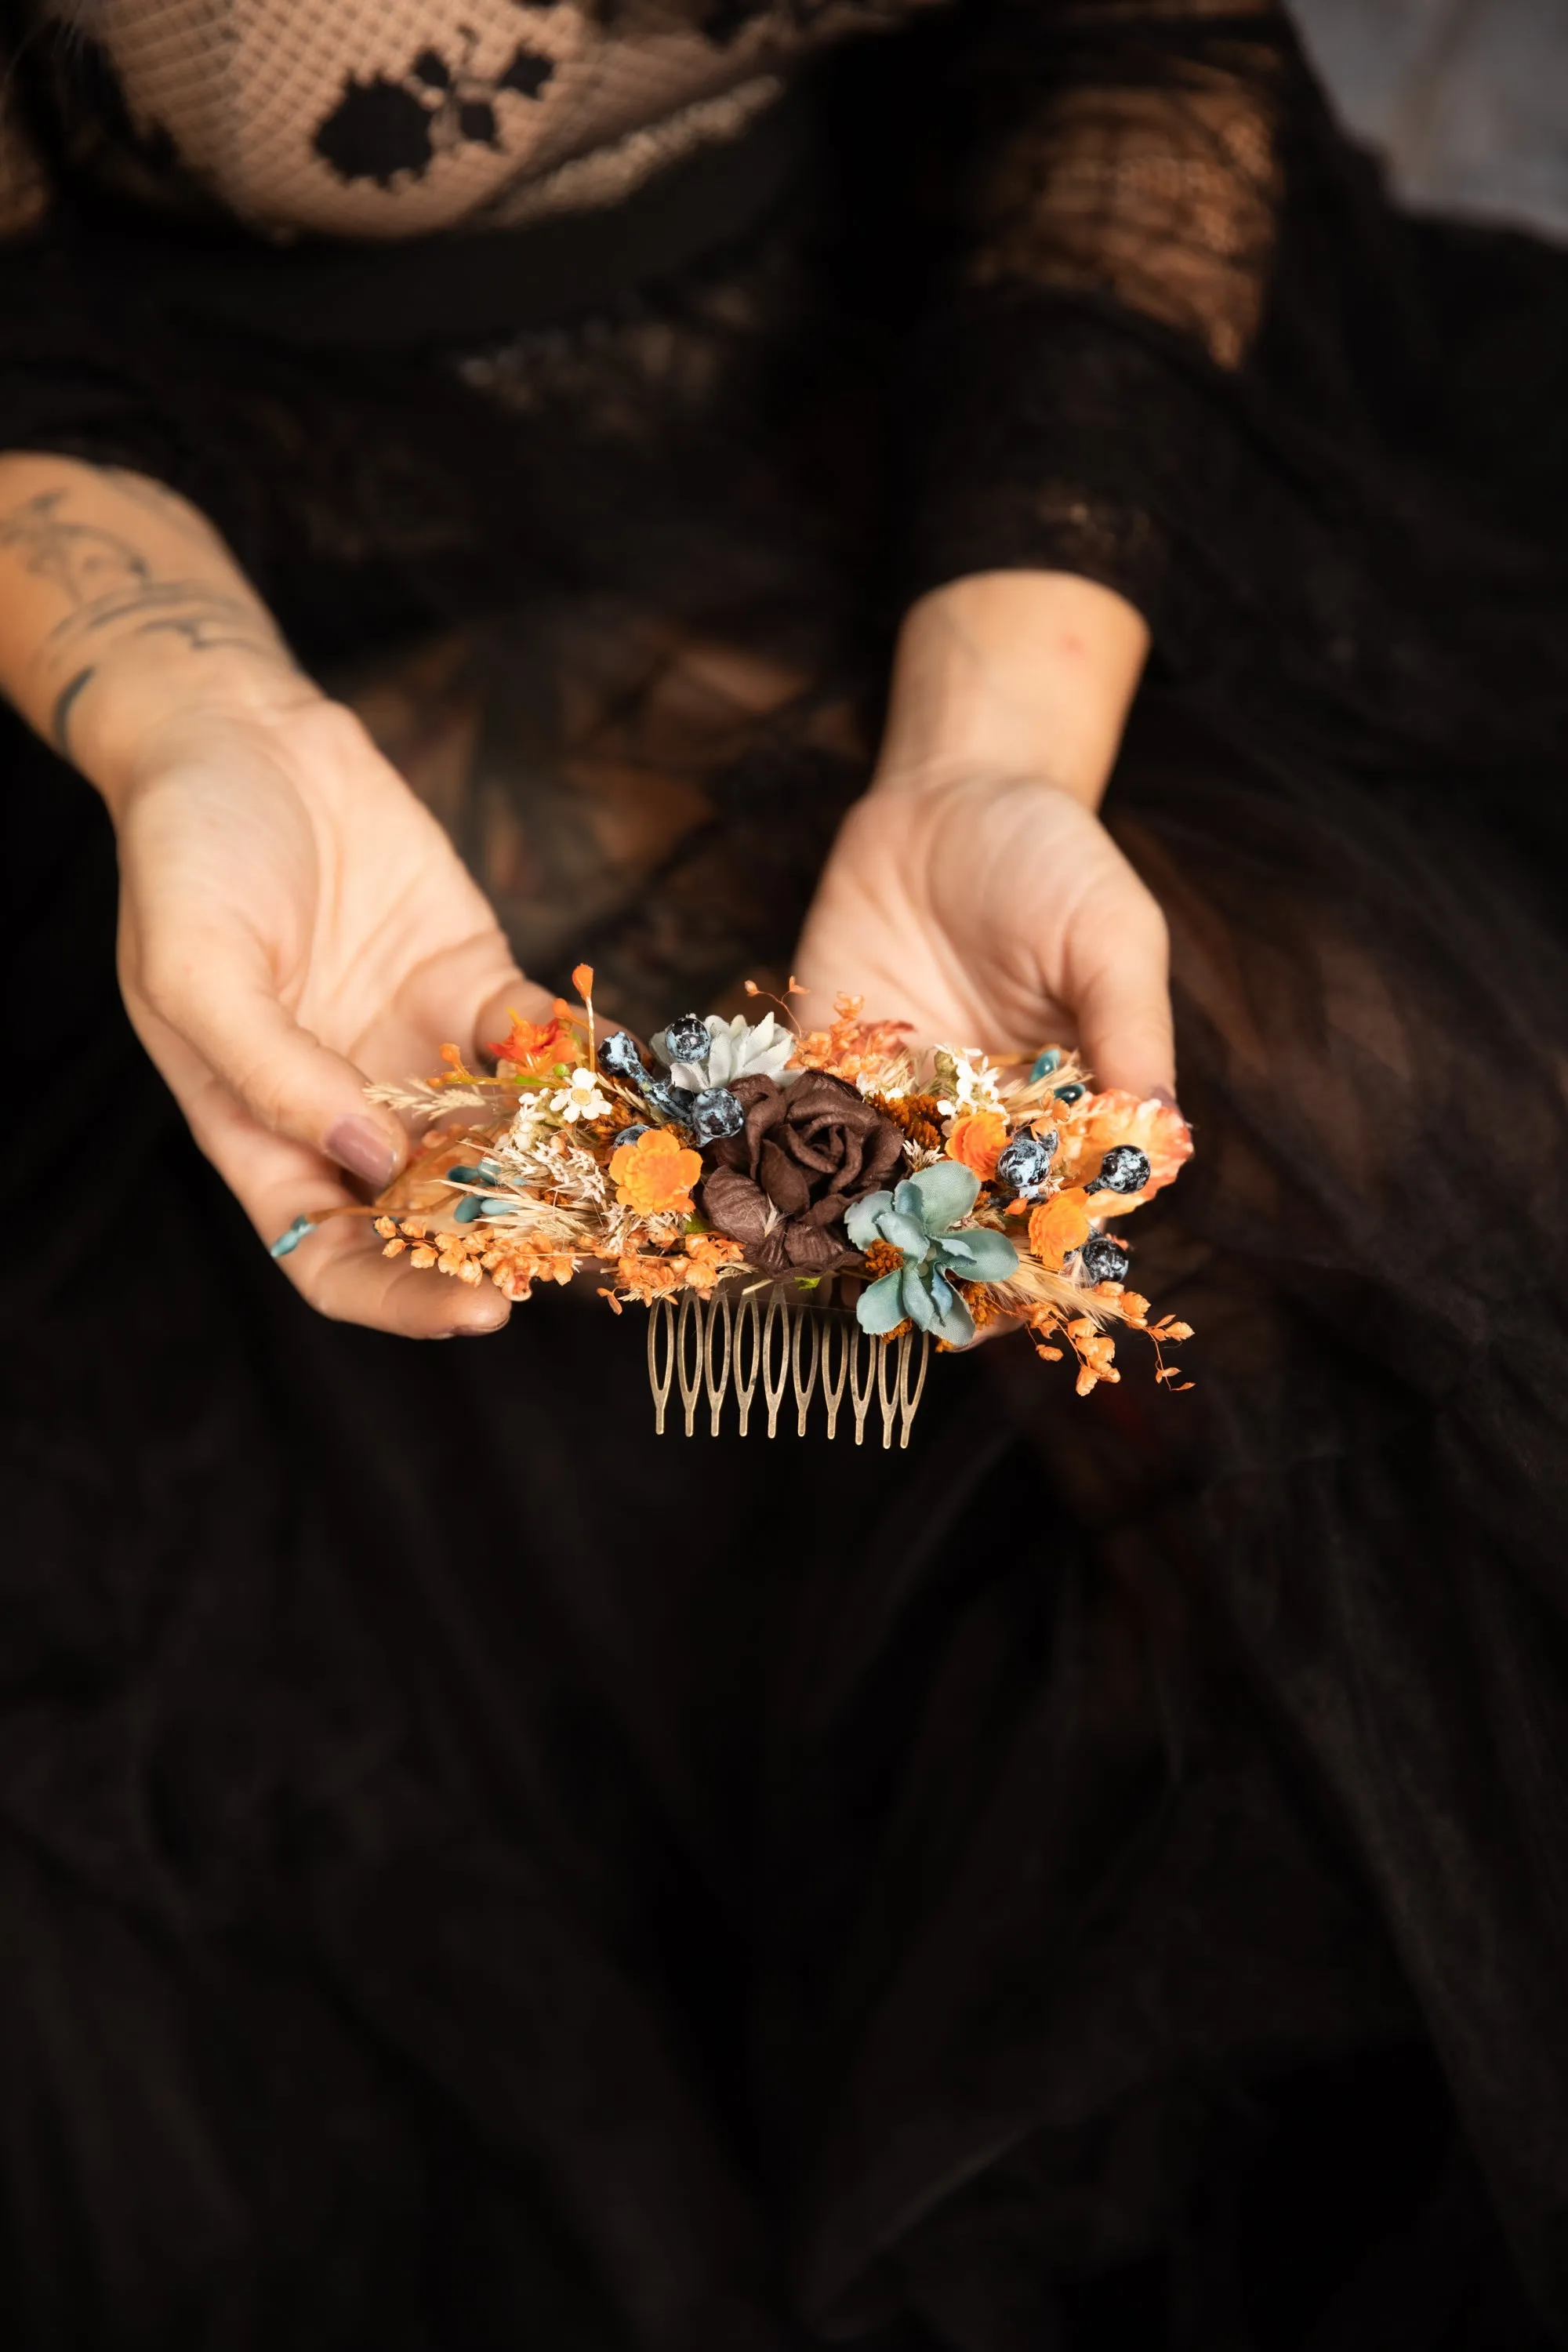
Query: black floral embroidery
[{"left": 314, "top": 28, "right": 554, "bottom": 188}]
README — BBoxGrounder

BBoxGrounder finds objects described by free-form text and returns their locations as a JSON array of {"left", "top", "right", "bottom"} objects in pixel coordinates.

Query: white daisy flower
[{"left": 550, "top": 1067, "right": 612, "bottom": 1122}]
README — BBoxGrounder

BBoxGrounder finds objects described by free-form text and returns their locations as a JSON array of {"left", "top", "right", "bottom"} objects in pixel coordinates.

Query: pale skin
[{"left": 0, "top": 452, "right": 1173, "bottom": 1338}]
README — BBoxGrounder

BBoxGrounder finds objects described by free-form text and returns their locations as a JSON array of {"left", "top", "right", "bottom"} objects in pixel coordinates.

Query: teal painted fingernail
[
  {"left": 269, "top": 1215, "right": 316, "bottom": 1259},
  {"left": 1029, "top": 1047, "right": 1062, "bottom": 1081}
]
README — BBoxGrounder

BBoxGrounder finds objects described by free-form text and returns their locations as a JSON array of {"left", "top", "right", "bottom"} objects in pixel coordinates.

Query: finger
[
  {"left": 1069, "top": 912, "right": 1177, "bottom": 1100},
  {"left": 145, "top": 1022, "right": 510, "bottom": 1336},
  {"left": 132, "top": 927, "right": 410, "bottom": 1191}
]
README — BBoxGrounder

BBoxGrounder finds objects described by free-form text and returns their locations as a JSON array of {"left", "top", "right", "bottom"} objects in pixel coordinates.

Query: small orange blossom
[
  {"left": 1028, "top": 1187, "right": 1092, "bottom": 1268},
  {"left": 487, "top": 1007, "right": 580, "bottom": 1076},
  {"left": 946, "top": 1109, "right": 1007, "bottom": 1181},
  {"left": 611, "top": 1126, "right": 703, "bottom": 1217}
]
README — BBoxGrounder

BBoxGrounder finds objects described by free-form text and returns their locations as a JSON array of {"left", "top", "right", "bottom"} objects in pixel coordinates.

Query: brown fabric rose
[{"left": 699, "top": 1071, "right": 906, "bottom": 1272}]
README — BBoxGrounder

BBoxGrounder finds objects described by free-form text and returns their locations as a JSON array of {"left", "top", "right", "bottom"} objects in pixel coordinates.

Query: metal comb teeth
[{"left": 645, "top": 1288, "right": 929, "bottom": 1446}]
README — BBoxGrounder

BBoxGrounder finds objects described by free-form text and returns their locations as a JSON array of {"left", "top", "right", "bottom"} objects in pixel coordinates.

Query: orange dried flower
[
  {"left": 956, "top": 1280, "right": 1000, "bottom": 1329},
  {"left": 1057, "top": 1089, "right": 1192, "bottom": 1198},
  {"left": 611, "top": 1126, "right": 703, "bottom": 1217},
  {"left": 946, "top": 1109, "right": 1007, "bottom": 1181},
  {"left": 581, "top": 1101, "right": 637, "bottom": 1149},
  {"left": 684, "top": 1232, "right": 744, "bottom": 1269},
  {"left": 615, "top": 1250, "right": 684, "bottom": 1299},
  {"left": 681, "top": 1233, "right": 745, "bottom": 1294},
  {"left": 1027, "top": 1188, "right": 1092, "bottom": 1268},
  {"left": 487, "top": 1008, "right": 580, "bottom": 1076},
  {"left": 793, "top": 993, "right": 913, "bottom": 1083},
  {"left": 484, "top": 1242, "right": 578, "bottom": 1301},
  {"left": 571, "top": 963, "right": 595, "bottom": 1001},
  {"left": 871, "top": 1091, "right": 944, "bottom": 1152}
]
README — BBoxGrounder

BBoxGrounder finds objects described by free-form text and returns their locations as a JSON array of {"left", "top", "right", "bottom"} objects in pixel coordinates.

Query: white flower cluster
[{"left": 931, "top": 1046, "right": 1004, "bottom": 1120}]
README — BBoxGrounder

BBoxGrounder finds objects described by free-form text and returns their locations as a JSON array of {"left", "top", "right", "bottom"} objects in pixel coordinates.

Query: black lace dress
[{"left": 3, "top": 3, "right": 1568, "bottom": 2346}]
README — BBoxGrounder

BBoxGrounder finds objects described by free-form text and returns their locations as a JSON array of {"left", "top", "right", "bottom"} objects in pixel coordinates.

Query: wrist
[
  {"left": 876, "top": 570, "right": 1149, "bottom": 811},
  {"left": 71, "top": 639, "right": 321, "bottom": 818}
]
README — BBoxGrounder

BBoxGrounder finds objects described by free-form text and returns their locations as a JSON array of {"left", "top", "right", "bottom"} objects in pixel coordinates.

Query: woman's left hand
[
  {"left": 795, "top": 572, "right": 1176, "bottom": 1096},
  {"left": 795, "top": 764, "right": 1174, "bottom": 1094}
]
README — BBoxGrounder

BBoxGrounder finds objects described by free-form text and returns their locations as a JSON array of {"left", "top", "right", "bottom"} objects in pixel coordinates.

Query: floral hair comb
[{"left": 274, "top": 968, "right": 1193, "bottom": 1444}]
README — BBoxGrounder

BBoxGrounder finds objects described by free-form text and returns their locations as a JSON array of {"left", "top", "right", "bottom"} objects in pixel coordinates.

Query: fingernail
[
  {"left": 325, "top": 1116, "right": 398, "bottom": 1189},
  {"left": 444, "top": 1316, "right": 507, "bottom": 1339}
]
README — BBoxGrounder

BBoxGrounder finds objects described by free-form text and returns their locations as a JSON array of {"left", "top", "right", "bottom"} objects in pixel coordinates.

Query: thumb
[
  {"left": 133, "top": 937, "right": 408, "bottom": 1189},
  {"left": 1069, "top": 910, "right": 1176, "bottom": 1102}
]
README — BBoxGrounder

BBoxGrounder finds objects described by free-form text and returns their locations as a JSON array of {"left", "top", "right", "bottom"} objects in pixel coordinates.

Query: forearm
[
  {"left": 0, "top": 453, "right": 309, "bottom": 808},
  {"left": 879, "top": 571, "right": 1149, "bottom": 809}
]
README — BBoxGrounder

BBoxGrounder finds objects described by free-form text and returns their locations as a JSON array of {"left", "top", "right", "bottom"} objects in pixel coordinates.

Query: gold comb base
[{"left": 646, "top": 1289, "right": 929, "bottom": 1446}]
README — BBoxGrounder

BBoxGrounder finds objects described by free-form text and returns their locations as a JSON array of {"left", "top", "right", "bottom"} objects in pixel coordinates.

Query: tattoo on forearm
[
  {"left": 0, "top": 491, "right": 151, "bottom": 605},
  {"left": 49, "top": 667, "right": 97, "bottom": 754},
  {"left": 0, "top": 484, "right": 297, "bottom": 755}
]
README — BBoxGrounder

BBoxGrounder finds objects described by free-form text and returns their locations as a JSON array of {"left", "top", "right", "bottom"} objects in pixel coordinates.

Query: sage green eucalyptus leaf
[
  {"left": 931, "top": 1287, "right": 978, "bottom": 1348},
  {"left": 935, "top": 1226, "right": 1019, "bottom": 1282},
  {"left": 901, "top": 1265, "right": 938, "bottom": 1330},
  {"left": 856, "top": 1269, "right": 909, "bottom": 1335},
  {"left": 909, "top": 1160, "right": 980, "bottom": 1232},
  {"left": 846, "top": 1190, "right": 894, "bottom": 1250},
  {"left": 880, "top": 1210, "right": 931, "bottom": 1259}
]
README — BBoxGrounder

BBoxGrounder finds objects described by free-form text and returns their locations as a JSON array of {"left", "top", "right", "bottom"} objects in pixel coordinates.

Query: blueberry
[
  {"left": 1088, "top": 1144, "right": 1151, "bottom": 1196},
  {"left": 597, "top": 1030, "right": 648, "bottom": 1083},
  {"left": 688, "top": 1086, "right": 745, "bottom": 1144},
  {"left": 613, "top": 1123, "right": 652, "bottom": 1152},
  {"left": 664, "top": 1014, "right": 712, "bottom": 1065},
  {"left": 995, "top": 1131, "right": 1056, "bottom": 1198},
  {"left": 1052, "top": 1082, "right": 1087, "bottom": 1106},
  {"left": 1079, "top": 1233, "right": 1131, "bottom": 1285}
]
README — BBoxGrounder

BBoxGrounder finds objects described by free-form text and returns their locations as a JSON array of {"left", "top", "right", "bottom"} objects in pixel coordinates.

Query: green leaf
[
  {"left": 880, "top": 1210, "right": 929, "bottom": 1259},
  {"left": 846, "top": 1190, "right": 894, "bottom": 1250},
  {"left": 901, "top": 1265, "right": 938, "bottom": 1330},
  {"left": 855, "top": 1269, "right": 908, "bottom": 1335},
  {"left": 909, "top": 1160, "right": 979, "bottom": 1233},
  {"left": 931, "top": 1288, "right": 978, "bottom": 1348},
  {"left": 935, "top": 1226, "right": 1018, "bottom": 1282}
]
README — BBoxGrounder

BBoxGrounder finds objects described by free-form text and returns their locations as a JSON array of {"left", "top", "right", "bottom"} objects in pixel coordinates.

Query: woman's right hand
[
  {"left": 107, "top": 683, "right": 550, "bottom": 1335},
  {"left": 0, "top": 453, "right": 552, "bottom": 1336}
]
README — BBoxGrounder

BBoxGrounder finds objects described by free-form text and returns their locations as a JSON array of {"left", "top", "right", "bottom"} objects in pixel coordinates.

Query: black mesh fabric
[{"left": 5, "top": 3, "right": 1568, "bottom": 2348}]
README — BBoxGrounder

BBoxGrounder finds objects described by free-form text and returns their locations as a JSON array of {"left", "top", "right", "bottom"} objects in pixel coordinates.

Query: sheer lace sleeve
[{"left": 910, "top": 0, "right": 1298, "bottom": 648}]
